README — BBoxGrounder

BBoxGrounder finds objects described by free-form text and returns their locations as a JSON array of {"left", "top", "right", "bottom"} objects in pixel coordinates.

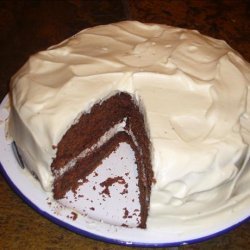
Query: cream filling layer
[{"left": 54, "top": 118, "right": 128, "bottom": 178}]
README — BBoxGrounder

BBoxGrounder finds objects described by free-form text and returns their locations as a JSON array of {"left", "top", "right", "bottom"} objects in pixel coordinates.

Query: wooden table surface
[{"left": 0, "top": 1, "right": 250, "bottom": 249}]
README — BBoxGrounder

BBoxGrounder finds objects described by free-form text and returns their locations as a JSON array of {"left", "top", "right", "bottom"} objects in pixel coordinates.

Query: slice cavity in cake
[
  {"left": 51, "top": 92, "right": 153, "bottom": 228},
  {"left": 59, "top": 142, "right": 141, "bottom": 228}
]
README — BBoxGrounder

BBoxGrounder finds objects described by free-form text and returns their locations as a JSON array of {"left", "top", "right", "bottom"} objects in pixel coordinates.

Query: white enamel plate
[{"left": 0, "top": 95, "right": 250, "bottom": 247}]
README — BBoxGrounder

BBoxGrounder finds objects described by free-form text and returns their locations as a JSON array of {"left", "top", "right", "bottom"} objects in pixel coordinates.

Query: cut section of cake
[{"left": 51, "top": 92, "right": 153, "bottom": 228}]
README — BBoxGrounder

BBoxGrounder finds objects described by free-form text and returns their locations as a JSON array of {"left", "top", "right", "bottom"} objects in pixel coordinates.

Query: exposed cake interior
[{"left": 51, "top": 92, "right": 153, "bottom": 228}]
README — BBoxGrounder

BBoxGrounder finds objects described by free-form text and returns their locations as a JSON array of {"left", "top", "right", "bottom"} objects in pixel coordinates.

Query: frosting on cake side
[{"left": 8, "top": 21, "right": 250, "bottom": 229}]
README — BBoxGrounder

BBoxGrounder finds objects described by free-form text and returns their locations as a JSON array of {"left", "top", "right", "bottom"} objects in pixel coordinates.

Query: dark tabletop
[{"left": 0, "top": 1, "right": 250, "bottom": 249}]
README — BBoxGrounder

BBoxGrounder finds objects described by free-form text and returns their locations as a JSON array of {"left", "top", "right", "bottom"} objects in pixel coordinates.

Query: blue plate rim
[
  {"left": 1, "top": 160, "right": 250, "bottom": 248},
  {"left": 1, "top": 94, "right": 250, "bottom": 247}
]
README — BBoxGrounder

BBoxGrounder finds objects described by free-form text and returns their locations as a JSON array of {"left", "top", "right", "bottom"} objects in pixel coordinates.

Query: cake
[{"left": 8, "top": 21, "right": 250, "bottom": 229}]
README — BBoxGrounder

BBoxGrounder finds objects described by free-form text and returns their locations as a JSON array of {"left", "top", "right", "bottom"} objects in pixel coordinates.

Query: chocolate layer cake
[{"left": 8, "top": 21, "right": 250, "bottom": 230}]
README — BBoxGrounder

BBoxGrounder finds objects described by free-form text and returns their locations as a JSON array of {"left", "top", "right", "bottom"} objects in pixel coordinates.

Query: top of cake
[{"left": 9, "top": 21, "right": 250, "bottom": 229}]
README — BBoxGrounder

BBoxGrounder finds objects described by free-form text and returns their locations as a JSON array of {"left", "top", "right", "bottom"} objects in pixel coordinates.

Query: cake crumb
[
  {"left": 100, "top": 176, "right": 125, "bottom": 197},
  {"left": 71, "top": 212, "right": 78, "bottom": 221}
]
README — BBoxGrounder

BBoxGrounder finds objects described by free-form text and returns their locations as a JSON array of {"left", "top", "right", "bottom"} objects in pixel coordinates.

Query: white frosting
[{"left": 8, "top": 21, "right": 250, "bottom": 228}]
